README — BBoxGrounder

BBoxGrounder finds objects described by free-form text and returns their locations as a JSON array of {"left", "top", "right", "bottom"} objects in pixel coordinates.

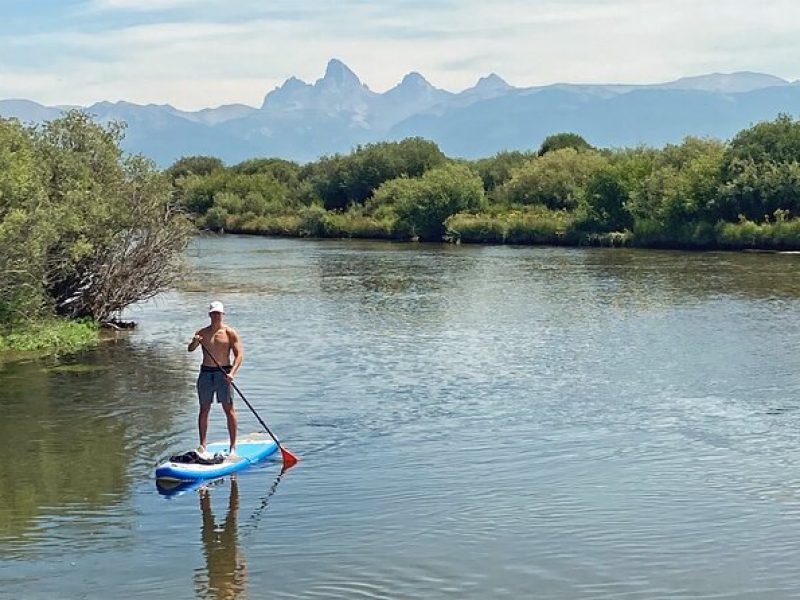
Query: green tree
[
  {"left": 719, "top": 115, "right": 800, "bottom": 220},
  {"left": 496, "top": 148, "right": 608, "bottom": 209},
  {"left": 301, "top": 138, "right": 446, "bottom": 210},
  {"left": 0, "top": 111, "right": 192, "bottom": 323},
  {"left": 538, "top": 132, "right": 594, "bottom": 156},
  {"left": 580, "top": 167, "right": 633, "bottom": 232},
  {"left": 627, "top": 138, "right": 725, "bottom": 227},
  {"left": 387, "top": 164, "right": 486, "bottom": 241},
  {"left": 471, "top": 150, "right": 534, "bottom": 193},
  {"left": 165, "top": 155, "right": 224, "bottom": 183}
]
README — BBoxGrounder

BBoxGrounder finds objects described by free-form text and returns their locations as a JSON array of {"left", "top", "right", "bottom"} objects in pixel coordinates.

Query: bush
[
  {"left": 388, "top": 164, "right": 486, "bottom": 241},
  {"left": 0, "top": 112, "right": 192, "bottom": 323},
  {"left": 496, "top": 148, "right": 607, "bottom": 209},
  {"left": 538, "top": 132, "right": 594, "bottom": 156},
  {"left": 446, "top": 207, "right": 576, "bottom": 245}
]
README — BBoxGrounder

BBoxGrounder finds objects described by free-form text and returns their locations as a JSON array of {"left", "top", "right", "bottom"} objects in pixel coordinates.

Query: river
[{"left": 2, "top": 235, "right": 800, "bottom": 599}]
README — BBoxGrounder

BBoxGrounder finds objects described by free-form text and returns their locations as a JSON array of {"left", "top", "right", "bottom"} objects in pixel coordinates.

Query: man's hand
[
  {"left": 188, "top": 333, "right": 203, "bottom": 352},
  {"left": 224, "top": 371, "right": 235, "bottom": 383}
]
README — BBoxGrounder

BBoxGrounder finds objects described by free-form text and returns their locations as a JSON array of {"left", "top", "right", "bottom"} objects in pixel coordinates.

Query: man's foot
[
  {"left": 196, "top": 446, "right": 212, "bottom": 459},
  {"left": 228, "top": 447, "right": 237, "bottom": 458}
]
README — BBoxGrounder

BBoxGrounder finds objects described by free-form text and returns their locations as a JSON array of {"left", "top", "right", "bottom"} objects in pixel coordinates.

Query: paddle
[{"left": 198, "top": 338, "right": 299, "bottom": 470}]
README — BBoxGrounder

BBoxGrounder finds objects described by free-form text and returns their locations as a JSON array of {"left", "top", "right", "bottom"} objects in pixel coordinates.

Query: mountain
[
  {"left": 1, "top": 60, "right": 799, "bottom": 166},
  {"left": 656, "top": 71, "right": 789, "bottom": 93}
]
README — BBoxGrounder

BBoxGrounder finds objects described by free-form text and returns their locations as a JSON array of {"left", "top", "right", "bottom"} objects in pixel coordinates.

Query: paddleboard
[{"left": 155, "top": 433, "right": 278, "bottom": 482}]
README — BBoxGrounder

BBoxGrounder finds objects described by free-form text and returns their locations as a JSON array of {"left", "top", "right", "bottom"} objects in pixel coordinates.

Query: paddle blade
[{"left": 280, "top": 446, "right": 300, "bottom": 469}]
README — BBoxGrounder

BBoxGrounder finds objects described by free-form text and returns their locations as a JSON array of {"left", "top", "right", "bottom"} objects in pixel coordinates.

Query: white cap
[{"left": 208, "top": 301, "right": 225, "bottom": 314}]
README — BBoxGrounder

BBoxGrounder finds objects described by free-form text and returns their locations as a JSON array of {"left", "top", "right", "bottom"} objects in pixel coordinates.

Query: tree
[
  {"left": 580, "top": 167, "right": 633, "bottom": 232},
  {"left": 719, "top": 115, "right": 800, "bottom": 220},
  {"left": 230, "top": 157, "right": 301, "bottom": 185},
  {"left": 0, "top": 111, "right": 193, "bottom": 323},
  {"left": 165, "top": 155, "right": 224, "bottom": 183},
  {"left": 386, "top": 164, "right": 486, "bottom": 241},
  {"left": 471, "top": 150, "right": 534, "bottom": 192},
  {"left": 496, "top": 148, "right": 608, "bottom": 209},
  {"left": 538, "top": 132, "right": 593, "bottom": 156},
  {"left": 300, "top": 138, "right": 446, "bottom": 210},
  {"left": 626, "top": 137, "right": 725, "bottom": 226}
]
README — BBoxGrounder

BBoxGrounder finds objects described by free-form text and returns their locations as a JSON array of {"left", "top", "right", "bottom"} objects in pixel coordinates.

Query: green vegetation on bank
[
  {"left": 0, "top": 318, "right": 98, "bottom": 354},
  {"left": 170, "top": 115, "right": 800, "bottom": 249},
  {"left": 1, "top": 112, "right": 193, "bottom": 356}
]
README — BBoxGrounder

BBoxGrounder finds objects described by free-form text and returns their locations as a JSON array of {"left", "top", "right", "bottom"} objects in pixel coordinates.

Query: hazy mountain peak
[
  {"left": 660, "top": 71, "right": 789, "bottom": 93},
  {"left": 320, "top": 58, "right": 362, "bottom": 88},
  {"left": 261, "top": 76, "right": 312, "bottom": 109},
  {"left": 474, "top": 73, "right": 511, "bottom": 91},
  {"left": 399, "top": 72, "right": 433, "bottom": 88},
  {"left": 281, "top": 76, "right": 310, "bottom": 91}
]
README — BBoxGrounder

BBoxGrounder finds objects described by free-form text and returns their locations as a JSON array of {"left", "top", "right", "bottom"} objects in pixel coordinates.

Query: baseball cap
[{"left": 208, "top": 301, "right": 225, "bottom": 314}]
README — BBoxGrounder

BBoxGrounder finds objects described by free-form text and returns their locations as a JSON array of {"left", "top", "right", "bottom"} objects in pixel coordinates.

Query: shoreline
[{"left": 205, "top": 226, "right": 800, "bottom": 253}]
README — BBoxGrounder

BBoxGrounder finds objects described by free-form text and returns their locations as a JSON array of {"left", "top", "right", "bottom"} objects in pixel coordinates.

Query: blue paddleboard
[{"left": 155, "top": 433, "right": 278, "bottom": 482}]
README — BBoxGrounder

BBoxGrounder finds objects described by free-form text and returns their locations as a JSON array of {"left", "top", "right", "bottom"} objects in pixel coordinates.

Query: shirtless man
[{"left": 188, "top": 301, "right": 243, "bottom": 456}]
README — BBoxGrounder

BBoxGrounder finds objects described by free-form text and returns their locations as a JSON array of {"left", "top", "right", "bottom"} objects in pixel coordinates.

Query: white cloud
[
  {"left": 87, "top": 0, "right": 204, "bottom": 11},
  {"left": 2, "top": 0, "right": 799, "bottom": 109}
]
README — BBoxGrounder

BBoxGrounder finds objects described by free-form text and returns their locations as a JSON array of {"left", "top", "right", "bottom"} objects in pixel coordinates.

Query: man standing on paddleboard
[{"left": 188, "top": 301, "right": 243, "bottom": 457}]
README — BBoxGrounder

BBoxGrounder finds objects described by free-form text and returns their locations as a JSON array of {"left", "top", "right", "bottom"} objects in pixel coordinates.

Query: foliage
[
  {"left": 718, "top": 115, "right": 800, "bottom": 220},
  {"left": 147, "top": 118, "right": 800, "bottom": 252},
  {"left": 300, "top": 138, "right": 446, "bottom": 210},
  {"left": 577, "top": 166, "right": 634, "bottom": 232},
  {"left": 165, "top": 155, "right": 224, "bottom": 183},
  {"left": 0, "top": 111, "right": 192, "bottom": 325},
  {"left": 0, "top": 318, "right": 98, "bottom": 354},
  {"left": 538, "top": 132, "right": 594, "bottom": 156},
  {"left": 495, "top": 148, "right": 608, "bottom": 209},
  {"left": 470, "top": 150, "right": 534, "bottom": 192},
  {"left": 626, "top": 137, "right": 725, "bottom": 227},
  {"left": 446, "top": 206, "right": 577, "bottom": 244},
  {"left": 367, "top": 164, "right": 487, "bottom": 241}
]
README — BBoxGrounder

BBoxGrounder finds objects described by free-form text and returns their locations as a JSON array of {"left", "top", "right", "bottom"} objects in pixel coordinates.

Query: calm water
[{"left": 3, "top": 235, "right": 800, "bottom": 599}]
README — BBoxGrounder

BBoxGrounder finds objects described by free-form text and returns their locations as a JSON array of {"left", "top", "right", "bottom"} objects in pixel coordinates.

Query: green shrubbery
[
  {"left": 0, "top": 111, "right": 192, "bottom": 356},
  {"left": 171, "top": 114, "right": 800, "bottom": 250},
  {"left": 0, "top": 319, "right": 99, "bottom": 354}
]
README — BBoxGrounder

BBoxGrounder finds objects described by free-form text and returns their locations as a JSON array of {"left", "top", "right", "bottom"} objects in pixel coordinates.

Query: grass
[{"left": 0, "top": 318, "right": 100, "bottom": 356}]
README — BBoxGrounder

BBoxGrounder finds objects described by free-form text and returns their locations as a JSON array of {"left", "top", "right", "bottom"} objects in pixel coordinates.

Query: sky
[{"left": 1, "top": 0, "right": 798, "bottom": 110}]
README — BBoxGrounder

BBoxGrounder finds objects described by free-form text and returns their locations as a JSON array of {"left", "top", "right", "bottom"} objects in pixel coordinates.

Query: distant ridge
[{"left": 1, "top": 60, "right": 797, "bottom": 166}]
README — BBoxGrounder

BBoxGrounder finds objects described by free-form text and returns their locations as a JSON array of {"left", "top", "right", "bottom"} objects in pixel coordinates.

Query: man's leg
[
  {"left": 198, "top": 402, "right": 211, "bottom": 450},
  {"left": 197, "top": 370, "right": 214, "bottom": 451},
  {"left": 222, "top": 400, "right": 237, "bottom": 454}
]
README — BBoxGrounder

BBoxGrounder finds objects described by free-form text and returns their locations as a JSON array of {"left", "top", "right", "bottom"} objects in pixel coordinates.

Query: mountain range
[{"left": 2, "top": 59, "right": 799, "bottom": 166}]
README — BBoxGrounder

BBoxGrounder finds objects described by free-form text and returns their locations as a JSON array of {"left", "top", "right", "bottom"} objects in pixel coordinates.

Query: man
[{"left": 188, "top": 301, "right": 243, "bottom": 457}]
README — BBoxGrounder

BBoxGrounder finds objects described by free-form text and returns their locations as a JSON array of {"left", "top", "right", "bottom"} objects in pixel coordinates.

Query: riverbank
[
  {"left": 0, "top": 318, "right": 100, "bottom": 361},
  {"left": 205, "top": 206, "right": 800, "bottom": 251}
]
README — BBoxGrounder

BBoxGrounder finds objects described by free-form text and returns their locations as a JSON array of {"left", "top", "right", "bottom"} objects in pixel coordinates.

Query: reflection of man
[{"left": 195, "top": 477, "right": 247, "bottom": 600}]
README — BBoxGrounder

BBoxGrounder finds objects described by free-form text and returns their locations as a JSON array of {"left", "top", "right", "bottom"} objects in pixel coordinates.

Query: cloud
[
  {"left": 87, "top": 0, "right": 207, "bottom": 12},
  {"left": 1, "top": 0, "right": 799, "bottom": 109}
]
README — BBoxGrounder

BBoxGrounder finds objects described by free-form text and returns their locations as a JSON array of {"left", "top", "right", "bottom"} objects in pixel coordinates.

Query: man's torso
[{"left": 201, "top": 325, "right": 233, "bottom": 367}]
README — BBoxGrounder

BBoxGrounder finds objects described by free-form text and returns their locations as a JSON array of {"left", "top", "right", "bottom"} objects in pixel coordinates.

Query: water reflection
[
  {"left": 194, "top": 477, "right": 247, "bottom": 600},
  {"left": 0, "top": 337, "right": 189, "bottom": 553},
  {"left": 191, "top": 472, "right": 283, "bottom": 600}
]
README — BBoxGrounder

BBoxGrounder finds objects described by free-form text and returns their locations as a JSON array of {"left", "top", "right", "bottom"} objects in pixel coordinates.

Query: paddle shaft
[{"left": 197, "top": 339, "right": 286, "bottom": 452}]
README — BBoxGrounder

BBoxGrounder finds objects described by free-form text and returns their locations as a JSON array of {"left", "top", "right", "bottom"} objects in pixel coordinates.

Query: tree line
[{"left": 170, "top": 115, "right": 800, "bottom": 248}]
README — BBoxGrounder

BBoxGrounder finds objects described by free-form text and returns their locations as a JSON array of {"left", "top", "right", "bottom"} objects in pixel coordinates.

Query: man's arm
[
  {"left": 188, "top": 329, "right": 203, "bottom": 352},
  {"left": 227, "top": 327, "right": 244, "bottom": 381}
]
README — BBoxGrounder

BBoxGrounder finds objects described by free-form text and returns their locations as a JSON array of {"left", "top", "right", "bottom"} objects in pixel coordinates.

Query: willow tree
[{"left": 0, "top": 111, "right": 193, "bottom": 323}]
